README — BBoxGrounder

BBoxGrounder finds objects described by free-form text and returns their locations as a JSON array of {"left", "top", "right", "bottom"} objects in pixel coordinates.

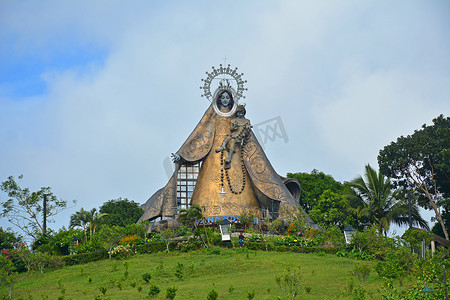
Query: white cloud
[{"left": 0, "top": 0, "right": 449, "bottom": 235}]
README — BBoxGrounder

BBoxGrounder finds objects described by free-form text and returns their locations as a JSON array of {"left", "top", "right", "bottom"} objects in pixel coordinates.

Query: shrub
[
  {"left": 402, "top": 228, "right": 433, "bottom": 257},
  {"left": 352, "top": 263, "right": 371, "bottom": 289},
  {"left": 246, "top": 289, "right": 255, "bottom": 299},
  {"left": 62, "top": 249, "right": 108, "bottom": 266},
  {"left": 275, "top": 266, "right": 302, "bottom": 300},
  {"left": 375, "top": 247, "right": 414, "bottom": 280},
  {"left": 34, "top": 228, "right": 83, "bottom": 255},
  {"left": 327, "top": 226, "right": 345, "bottom": 247},
  {"left": 148, "top": 284, "right": 160, "bottom": 297},
  {"left": 177, "top": 226, "right": 189, "bottom": 236},
  {"left": 35, "top": 252, "right": 50, "bottom": 273},
  {"left": 142, "top": 272, "right": 152, "bottom": 283},
  {"left": 304, "top": 228, "right": 328, "bottom": 246},
  {"left": 133, "top": 241, "right": 169, "bottom": 254},
  {"left": 174, "top": 262, "right": 184, "bottom": 280},
  {"left": 244, "top": 241, "right": 338, "bottom": 255},
  {"left": 119, "top": 234, "right": 143, "bottom": 246},
  {"left": 109, "top": 244, "right": 134, "bottom": 259},
  {"left": 47, "top": 255, "right": 65, "bottom": 269},
  {"left": 165, "top": 286, "right": 177, "bottom": 299},
  {"left": 349, "top": 226, "right": 395, "bottom": 259},
  {"left": 99, "top": 286, "right": 107, "bottom": 295},
  {"left": 0, "top": 255, "right": 18, "bottom": 299},
  {"left": 207, "top": 289, "right": 218, "bottom": 300},
  {"left": 204, "top": 247, "right": 221, "bottom": 255},
  {"left": 228, "top": 285, "right": 234, "bottom": 294}
]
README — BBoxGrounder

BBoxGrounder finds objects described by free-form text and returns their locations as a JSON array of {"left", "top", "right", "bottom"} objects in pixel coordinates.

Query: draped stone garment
[{"left": 138, "top": 104, "right": 303, "bottom": 223}]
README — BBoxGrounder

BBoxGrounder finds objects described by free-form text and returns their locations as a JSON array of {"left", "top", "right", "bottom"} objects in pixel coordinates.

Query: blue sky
[{"left": 0, "top": 0, "right": 449, "bottom": 237}]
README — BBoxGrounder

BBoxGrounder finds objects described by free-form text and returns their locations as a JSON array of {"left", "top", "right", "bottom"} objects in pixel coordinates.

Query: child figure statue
[{"left": 215, "top": 104, "right": 252, "bottom": 168}]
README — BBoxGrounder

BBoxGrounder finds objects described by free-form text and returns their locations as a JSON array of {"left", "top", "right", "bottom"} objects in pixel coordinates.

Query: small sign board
[{"left": 219, "top": 219, "right": 231, "bottom": 241}]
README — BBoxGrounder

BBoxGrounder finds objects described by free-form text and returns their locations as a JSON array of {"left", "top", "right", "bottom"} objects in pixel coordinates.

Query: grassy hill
[{"left": 10, "top": 248, "right": 385, "bottom": 299}]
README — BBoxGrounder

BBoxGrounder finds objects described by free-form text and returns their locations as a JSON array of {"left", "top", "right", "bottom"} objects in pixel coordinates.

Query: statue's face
[
  {"left": 220, "top": 92, "right": 230, "bottom": 107},
  {"left": 237, "top": 110, "right": 245, "bottom": 118}
]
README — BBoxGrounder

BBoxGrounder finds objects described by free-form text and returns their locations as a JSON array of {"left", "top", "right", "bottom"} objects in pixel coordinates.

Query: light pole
[
  {"left": 408, "top": 190, "right": 412, "bottom": 229},
  {"left": 43, "top": 194, "right": 47, "bottom": 235}
]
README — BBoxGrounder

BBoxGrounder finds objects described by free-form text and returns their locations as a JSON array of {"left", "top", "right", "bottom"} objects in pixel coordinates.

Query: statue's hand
[{"left": 171, "top": 153, "right": 181, "bottom": 163}]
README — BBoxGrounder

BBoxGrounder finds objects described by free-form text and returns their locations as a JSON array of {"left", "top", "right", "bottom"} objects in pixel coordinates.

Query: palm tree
[
  {"left": 178, "top": 205, "right": 202, "bottom": 229},
  {"left": 346, "top": 164, "right": 428, "bottom": 236},
  {"left": 87, "top": 208, "right": 108, "bottom": 237},
  {"left": 69, "top": 208, "right": 107, "bottom": 242},
  {"left": 69, "top": 208, "right": 90, "bottom": 243},
  {"left": 178, "top": 205, "right": 209, "bottom": 247}
]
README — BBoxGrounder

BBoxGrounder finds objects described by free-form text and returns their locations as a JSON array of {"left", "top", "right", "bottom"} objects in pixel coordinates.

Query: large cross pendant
[{"left": 219, "top": 187, "right": 227, "bottom": 205}]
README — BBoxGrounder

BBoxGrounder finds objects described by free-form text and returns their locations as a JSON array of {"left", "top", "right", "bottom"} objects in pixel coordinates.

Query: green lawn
[{"left": 12, "top": 249, "right": 385, "bottom": 299}]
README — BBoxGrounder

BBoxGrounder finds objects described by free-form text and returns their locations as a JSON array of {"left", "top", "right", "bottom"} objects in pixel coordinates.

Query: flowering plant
[
  {"left": 1, "top": 248, "right": 11, "bottom": 260},
  {"left": 119, "top": 234, "right": 142, "bottom": 245},
  {"left": 109, "top": 244, "right": 134, "bottom": 259},
  {"left": 70, "top": 243, "right": 90, "bottom": 254}
]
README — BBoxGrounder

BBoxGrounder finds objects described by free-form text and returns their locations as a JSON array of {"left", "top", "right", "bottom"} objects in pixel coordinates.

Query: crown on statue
[
  {"left": 200, "top": 64, "right": 248, "bottom": 102},
  {"left": 236, "top": 104, "right": 246, "bottom": 114},
  {"left": 218, "top": 79, "right": 232, "bottom": 91}
]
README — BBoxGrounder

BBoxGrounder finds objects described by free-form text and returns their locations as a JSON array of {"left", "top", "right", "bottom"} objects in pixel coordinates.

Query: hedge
[
  {"left": 133, "top": 241, "right": 173, "bottom": 254},
  {"left": 60, "top": 240, "right": 338, "bottom": 266},
  {"left": 62, "top": 249, "right": 109, "bottom": 266},
  {"left": 245, "top": 241, "right": 339, "bottom": 254}
]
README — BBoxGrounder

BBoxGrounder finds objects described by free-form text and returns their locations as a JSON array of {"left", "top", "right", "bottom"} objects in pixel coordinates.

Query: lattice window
[{"left": 176, "top": 162, "right": 201, "bottom": 209}]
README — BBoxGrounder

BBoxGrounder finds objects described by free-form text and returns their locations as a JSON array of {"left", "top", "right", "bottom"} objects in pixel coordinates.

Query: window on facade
[{"left": 176, "top": 162, "right": 201, "bottom": 210}]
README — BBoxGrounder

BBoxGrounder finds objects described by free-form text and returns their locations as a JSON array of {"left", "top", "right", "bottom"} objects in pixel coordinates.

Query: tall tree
[
  {"left": 287, "top": 170, "right": 342, "bottom": 213},
  {"left": 99, "top": 198, "right": 143, "bottom": 227},
  {"left": 87, "top": 208, "right": 107, "bottom": 237},
  {"left": 178, "top": 205, "right": 209, "bottom": 247},
  {"left": 95, "top": 225, "right": 124, "bottom": 259},
  {"left": 309, "top": 190, "right": 355, "bottom": 230},
  {"left": 69, "top": 208, "right": 90, "bottom": 243},
  {"left": 378, "top": 115, "right": 450, "bottom": 239},
  {"left": 178, "top": 205, "right": 203, "bottom": 230},
  {"left": 346, "top": 164, "right": 428, "bottom": 236},
  {"left": 0, "top": 175, "right": 74, "bottom": 239},
  {"left": 69, "top": 208, "right": 107, "bottom": 242}
]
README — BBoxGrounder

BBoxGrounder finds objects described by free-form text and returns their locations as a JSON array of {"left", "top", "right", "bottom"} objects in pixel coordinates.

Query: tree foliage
[
  {"left": 309, "top": 190, "right": 354, "bottom": 230},
  {"left": 0, "top": 227, "right": 22, "bottom": 250},
  {"left": 275, "top": 265, "right": 302, "bottom": 300},
  {"left": 0, "top": 255, "right": 17, "bottom": 298},
  {"left": 95, "top": 225, "right": 124, "bottom": 258},
  {"left": 0, "top": 175, "right": 74, "bottom": 239},
  {"left": 178, "top": 205, "right": 209, "bottom": 247},
  {"left": 99, "top": 198, "right": 143, "bottom": 227},
  {"left": 178, "top": 205, "right": 203, "bottom": 230},
  {"left": 346, "top": 164, "right": 428, "bottom": 236},
  {"left": 378, "top": 114, "right": 449, "bottom": 239},
  {"left": 287, "top": 170, "right": 342, "bottom": 213},
  {"left": 69, "top": 208, "right": 107, "bottom": 243}
]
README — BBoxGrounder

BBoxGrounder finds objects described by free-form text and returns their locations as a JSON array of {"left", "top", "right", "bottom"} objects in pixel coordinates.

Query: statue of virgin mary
[{"left": 138, "top": 65, "right": 315, "bottom": 227}]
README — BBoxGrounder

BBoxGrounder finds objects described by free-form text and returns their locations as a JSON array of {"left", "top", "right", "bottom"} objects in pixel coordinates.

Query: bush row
[
  {"left": 133, "top": 241, "right": 173, "bottom": 254},
  {"left": 244, "top": 241, "right": 339, "bottom": 254},
  {"left": 59, "top": 240, "right": 338, "bottom": 266},
  {"left": 62, "top": 249, "right": 108, "bottom": 266}
]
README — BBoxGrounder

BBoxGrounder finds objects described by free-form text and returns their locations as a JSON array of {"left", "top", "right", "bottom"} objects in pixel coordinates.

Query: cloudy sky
[{"left": 1, "top": 1, "right": 449, "bottom": 236}]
